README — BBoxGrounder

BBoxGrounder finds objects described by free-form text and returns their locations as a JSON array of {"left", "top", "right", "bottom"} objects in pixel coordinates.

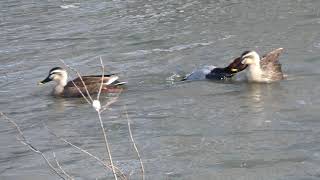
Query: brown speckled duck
[
  {"left": 241, "top": 48, "right": 285, "bottom": 83},
  {"left": 39, "top": 67, "right": 126, "bottom": 97}
]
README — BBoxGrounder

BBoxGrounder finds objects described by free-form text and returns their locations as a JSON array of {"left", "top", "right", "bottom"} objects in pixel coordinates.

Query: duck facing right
[{"left": 241, "top": 48, "right": 285, "bottom": 83}]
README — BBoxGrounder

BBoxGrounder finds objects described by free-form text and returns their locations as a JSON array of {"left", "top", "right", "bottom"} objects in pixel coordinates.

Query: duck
[
  {"left": 38, "top": 67, "right": 126, "bottom": 97},
  {"left": 241, "top": 48, "right": 284, "bottom": 83},
  {"left": 182, "top": 55, "right": 248, "bottom": 81}
]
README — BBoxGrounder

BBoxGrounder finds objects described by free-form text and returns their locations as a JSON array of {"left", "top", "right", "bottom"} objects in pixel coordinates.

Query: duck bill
[
  {"left": 230, "top": 68, "right": 238, "bottom": 73},
  {"left": 38, "top": 76, "right": 52, "bottom": 85}
]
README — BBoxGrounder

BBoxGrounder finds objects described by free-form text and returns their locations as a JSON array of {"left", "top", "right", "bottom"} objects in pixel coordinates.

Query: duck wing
[
  {"left": 66, "top": 74, "right": 123, "bottom": 87},
  {"left": 260, "top": 48, "right": 284, "bottom": 80}
]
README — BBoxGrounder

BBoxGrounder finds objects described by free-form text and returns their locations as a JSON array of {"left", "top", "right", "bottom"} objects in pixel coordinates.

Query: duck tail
[{"left": 113, "top": 81, "right": 127, "bottom": 86}]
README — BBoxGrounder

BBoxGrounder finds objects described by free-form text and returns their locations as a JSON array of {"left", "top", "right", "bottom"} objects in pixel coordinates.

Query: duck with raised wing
[
  {"left": 182, "top": 55, "right": 248, "bottom": 81},
  {"left": 241, "top": 48, "right": 284, "bottom": 83},
  {"left": 39, "top": 67, "right": 126, "bottom": 97}
]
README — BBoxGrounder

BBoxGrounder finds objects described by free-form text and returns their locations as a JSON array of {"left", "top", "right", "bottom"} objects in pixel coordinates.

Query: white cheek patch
[{"left": 50, "top": 73, "right": 62, "bottom": 80}]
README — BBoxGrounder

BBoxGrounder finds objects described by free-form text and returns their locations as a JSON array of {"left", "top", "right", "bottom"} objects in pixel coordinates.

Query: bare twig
[
  {"left": 0, "top": 113, "right": 66, "bottom": 180},
  {"left": 70, "top": 80, "right": 92, "bottom": 105},
  {"left": 47, "top": 128, "right": 127, "bottom": 180},
  {"left": 100, "top": 89, "right": 123, "bottom": 113},
  {"left": 94, "top": 58, "right": 118, "bottom": 180},
  {"left": 124, "top": 106, "right": 145, "bottom": 180},
  {"left": 53, "top": 152, "right": 74, "bottom": 180},
  {"left": 59, "top": 59, "right": 124, "bottom": 180},
  {"left": 97, "top": 111, "right": 118, "bottom": 180},
  {"left": 97, "top": 57, "right": 105, "bottom": 100},
  {"left": 59, "top": 59, "right": 93, "bottom": 104}
]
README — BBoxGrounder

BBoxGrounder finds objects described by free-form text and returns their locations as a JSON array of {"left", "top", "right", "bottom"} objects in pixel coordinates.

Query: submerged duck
[
  {"left": 182, "top": 55, "right": 248, "bottom": 81},
  {"left": 241, "top": 48, "right": 284, "bottom": 83},
  {"left": 39, "top": 67, "right": 126, "bottom": 97}
]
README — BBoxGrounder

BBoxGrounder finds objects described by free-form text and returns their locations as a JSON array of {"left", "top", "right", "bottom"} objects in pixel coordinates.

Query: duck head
[
  {"left": 241, "top": 50, "right": 260, "bottom": 65},
  {"left": 39, "top": 67, "right": 68, "bottom": 86},
  {"left": 224, "top": 56, "right": 248, "bottom": 74}
]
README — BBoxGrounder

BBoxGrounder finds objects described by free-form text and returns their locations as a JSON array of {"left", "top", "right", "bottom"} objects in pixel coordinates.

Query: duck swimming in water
[
  {"left": 182, "top": 55, "right": 248, "bottom": 81},
  {"left": 39, "top": 67, "right": 126, "bottom": 97},
  {"left": 241, "top": 48, "right": 284, "bottom": 83}
]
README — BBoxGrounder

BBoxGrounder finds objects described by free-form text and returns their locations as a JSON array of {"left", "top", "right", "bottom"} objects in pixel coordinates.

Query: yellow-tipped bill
[{"left": 231, "top": 68, "right": 238, "bottom": 72}]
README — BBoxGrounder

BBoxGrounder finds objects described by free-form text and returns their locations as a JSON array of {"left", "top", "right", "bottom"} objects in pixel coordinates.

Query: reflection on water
[
  {"left": 48, "top": 97, "right": 85, "bottom": 112},
  {"left": 246, "top": 83, "right": 265, "bottom": 110},
  {"left": 241, "top": 83, "right": 287, "bottom": 127}
]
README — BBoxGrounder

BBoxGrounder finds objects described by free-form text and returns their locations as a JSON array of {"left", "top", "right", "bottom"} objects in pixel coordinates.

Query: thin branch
[
  {"left": 100, "top": 89, "right": 123, "bottom": 113},
  {"left": 46, "top": 127, "right": 127, "bottom": 180},
  {"left": 58, "top": 59, "right": 123, "bottom": 180},
  {"left": 53, "top": 152, "right": 74, "bottom": 180},
  {"left": 0, "top": 113, "right": 66, "bottom": 180},
  {"left": 97, "top": 57, "right": 105, "bottom": 100},
  {"left": 93, "top": 57, "right": 118, "bottom": 180},
  {"left": 59, "top": 59, "right": 93, "bottom": 104},
  {"left": 70, "top": 80, "right": 92, "bottom": 105},
  {"left": 97, "top": 111, "right": 118, "bottom": 180},
  {"left": 124, "top": 106, "right": 145, "bottom": 180}
]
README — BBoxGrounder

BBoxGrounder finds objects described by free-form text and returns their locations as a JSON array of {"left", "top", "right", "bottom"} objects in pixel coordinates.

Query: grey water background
[{"left": 1, "top": 0, "right": 320, "bottom": 179}]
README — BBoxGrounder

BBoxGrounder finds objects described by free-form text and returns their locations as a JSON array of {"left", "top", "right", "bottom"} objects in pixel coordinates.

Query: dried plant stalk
[
  {"left": 0, "top": 113, "right": 67, "bottom": 180},
  {"left": 60, "top": 59, "right": 120, "bottom": 180},
  {"left": 124, "top": 106, "right": 145, "bottom": 180},
  {"left": 47, "top": 128, "right": 127, "bottom": 180},
  {"left": 53, "top": 152, "right": 74, "bottom": 180},
  {"left": 97, "top": 56, "right": 105, "bottom": 100},
  {"left": 1, "top": 59, "right": 137, "bottom": 180},
  {"left": 97, "top": 111, "right": 118, "bottom": 180},
  {"left": 59, "top": 59, "right": 93, "bottom": 104}
]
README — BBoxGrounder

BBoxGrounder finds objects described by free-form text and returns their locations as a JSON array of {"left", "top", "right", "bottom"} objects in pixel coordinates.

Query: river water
[{"left": 1, "top": 0, "right": 320, "bottom": 179}]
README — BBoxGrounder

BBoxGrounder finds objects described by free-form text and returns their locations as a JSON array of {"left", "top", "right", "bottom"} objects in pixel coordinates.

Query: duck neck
[
  {"left": 53, "top": 85, "right": 64, "bottom": 96},
  {"left": 53, "top": 76, "right": 67, "bottom": 96},
  {"left": 247, "top": 63, "right": 262, "bottom": 81}
]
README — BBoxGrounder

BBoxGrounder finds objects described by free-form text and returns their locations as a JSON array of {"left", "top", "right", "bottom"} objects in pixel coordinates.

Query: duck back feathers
[{"left": 260, "top": 48, "right": 284, "bottom": 81}]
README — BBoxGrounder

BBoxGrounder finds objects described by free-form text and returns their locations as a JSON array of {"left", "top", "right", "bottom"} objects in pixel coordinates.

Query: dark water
[{"left": 1, "top": 0, "right": 320, "bottom": 179}]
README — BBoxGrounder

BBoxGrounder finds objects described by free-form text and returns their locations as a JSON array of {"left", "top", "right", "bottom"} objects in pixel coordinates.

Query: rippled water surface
[{"left": 1, "top": 0, "right": 320, "bottom": 179}]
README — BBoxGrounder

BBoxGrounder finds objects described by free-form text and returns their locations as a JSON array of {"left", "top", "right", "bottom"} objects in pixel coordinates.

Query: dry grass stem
[
  {"left": 60, "top": 60, "right": 121, "bottom": 180},
  {"left": 100, "top": 90, "right": 123, "bottom": 113},
  {"left": 26, "top": 60, "right": 126, "bottom": 180},
  {"left": 95, "top": 58, "right": 119, "bottom": 180},
  {"left": 97, "top": 110, "right": 118, "bottom": 180},
  {"left": 0, "top": 113, "right": 66, "bottom": 180},
  {"left": 47, "top": 128, "right": 127, "bottom": 180},
  {"left": 2, "top": 59, "right": 133, "bottom": 180},
  {"left": 97, "top": 57, "right": 105, "bottom": 100},
  {"left": 59, "top": 59, "right": 93, "bottom": 104},
  {"left": 70, "top": 80, "right": 92, "bottom": 104},
  {"left": 124, "top": 106, "right": 145, "bottom": 180},
  {"left": 53, "top": 152, "right": 74, "bottom": 180}
]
